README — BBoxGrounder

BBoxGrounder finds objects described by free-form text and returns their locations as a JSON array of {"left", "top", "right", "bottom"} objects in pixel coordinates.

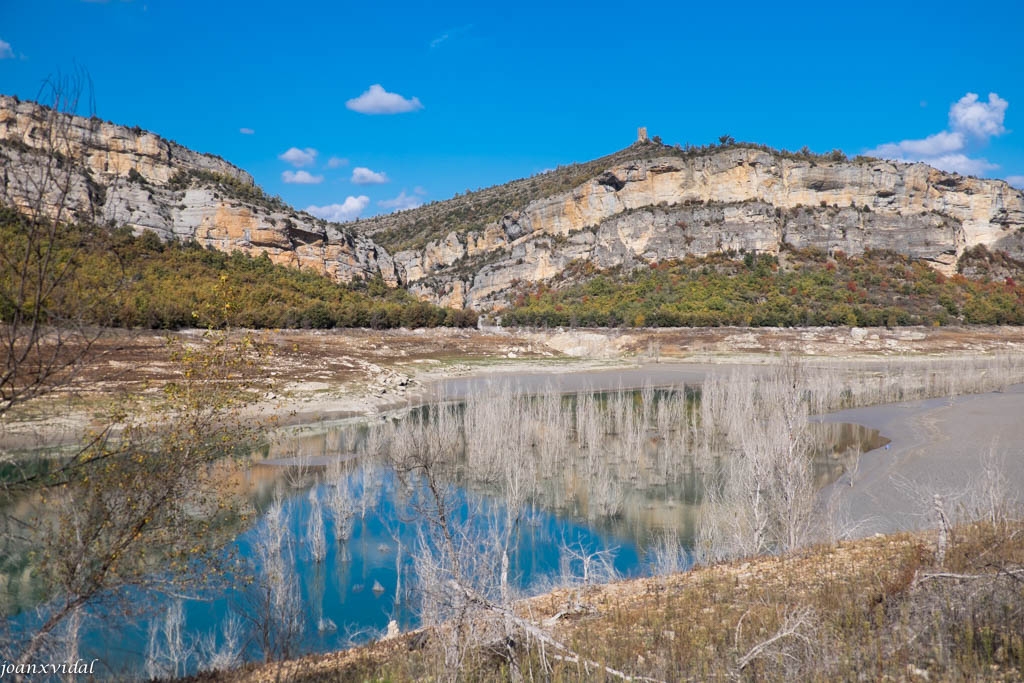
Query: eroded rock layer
[
  {"left": 4, "top": 93, "right": 1023, "bottom": 311},
  {"left": 0, "top": 95, "right": 396, "bottom": 285},
  {"left": 389, "top": 149, "right": 1024, "bottom": 308}
]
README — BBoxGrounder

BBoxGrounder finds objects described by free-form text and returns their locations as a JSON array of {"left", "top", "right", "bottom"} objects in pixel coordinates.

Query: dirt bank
[
  {"left": 4, "top": 325, "right": 1023, "bottom": 452},
  {"left": 821, "top": 383, "right": 1024, "bottom": 535}
]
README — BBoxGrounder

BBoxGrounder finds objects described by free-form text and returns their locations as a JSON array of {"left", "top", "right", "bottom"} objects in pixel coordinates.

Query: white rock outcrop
[
  {"left": 0, "top": 95, "right": 396, "bottom": 285},
  {"left": 390, "top": 150, "right": 1024, "bottom": 308}
]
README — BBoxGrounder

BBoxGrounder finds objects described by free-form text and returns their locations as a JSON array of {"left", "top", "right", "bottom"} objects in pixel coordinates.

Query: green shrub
[
  {"left": 500, "top": 249, "right": 1024, "bottom": 328},
  {"left": 0, "top": 216, "right": 475, "bottom": 331}
]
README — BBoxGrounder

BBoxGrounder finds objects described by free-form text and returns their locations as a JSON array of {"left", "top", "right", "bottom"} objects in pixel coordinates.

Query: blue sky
[{"left": 2, "top": 0, "right": 1023, "bottom": 222}]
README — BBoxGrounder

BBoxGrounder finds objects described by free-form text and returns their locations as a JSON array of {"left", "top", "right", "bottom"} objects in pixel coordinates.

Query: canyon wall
[
  {"left": 0, "top": 95, "right": 396, "bottom": 285},
  {"left": 391, "top": 149, "right": 1024, "bottom": 308}
]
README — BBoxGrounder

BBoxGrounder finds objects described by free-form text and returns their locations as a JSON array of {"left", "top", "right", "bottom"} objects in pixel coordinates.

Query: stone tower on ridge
[{"left": 637, "top": 126, "right": 648, "bottom": 143}]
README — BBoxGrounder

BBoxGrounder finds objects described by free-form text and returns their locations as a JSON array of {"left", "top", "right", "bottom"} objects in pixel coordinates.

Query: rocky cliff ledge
[
  {"left": 0, "top": 95, "right": 396, "bottom": 285},
  {"left": 5, "top": 93, "right": 1023, "bottom": 312},
  {"left": 380, "top": 146, "right": 1024, "bottom": 309}
]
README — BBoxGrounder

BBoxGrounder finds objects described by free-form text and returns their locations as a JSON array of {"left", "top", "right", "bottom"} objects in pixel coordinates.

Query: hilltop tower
[{"left": 637, "top": 126, "right": 648, "bottom": 143}]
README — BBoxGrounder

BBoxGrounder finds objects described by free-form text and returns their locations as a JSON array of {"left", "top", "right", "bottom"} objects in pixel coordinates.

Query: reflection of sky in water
[
  {"left": 56, "top": 470, "right": 641, "bottom": 679},
  {"left": 4, "top": 389, "right": 886, "bottom": 679}
]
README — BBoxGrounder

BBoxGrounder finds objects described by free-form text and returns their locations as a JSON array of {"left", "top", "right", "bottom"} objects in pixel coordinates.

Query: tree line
[
  {"left": 0, "top": 208, "right": 477, "bottom": 331},
  {"left": 500, "top": 247, "right": 1024, "bottom": 328}
]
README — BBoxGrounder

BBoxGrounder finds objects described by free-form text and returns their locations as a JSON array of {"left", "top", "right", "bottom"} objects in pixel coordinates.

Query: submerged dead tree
[{"left": 697, "top": 361, "right": 815, "bottom": 561}]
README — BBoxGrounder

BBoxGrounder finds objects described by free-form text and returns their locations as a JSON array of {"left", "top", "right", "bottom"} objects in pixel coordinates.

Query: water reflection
[
  {"left": 810, "top": 421, "right": 890, "bottom": 488},
  {"left": 2, "top": 387, "right": 888, "bottom": 678},
  {"left": 254, "top": 396, "right": 888, "bottom": 554}
]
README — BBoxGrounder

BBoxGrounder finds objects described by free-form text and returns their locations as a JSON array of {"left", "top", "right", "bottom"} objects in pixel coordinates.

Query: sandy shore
[{"left": 820, "top": 383, "right": 1024, "bottom": 535}]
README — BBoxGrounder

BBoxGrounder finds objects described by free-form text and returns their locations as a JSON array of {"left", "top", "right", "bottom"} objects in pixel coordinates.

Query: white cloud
[
  {"left": 239, "top": 127, "right": 255, "bottom": 135},
  {"left": 949, "top": 92, "right": 1008, "bottom": 138},
  {"left": 414, "top": 186, "right": 428, "bottom": 195},
  {"left": 920, "top": 154, "right": 998, "bottom": 176},
  {"left": 327, "top": 156, "right": 348, "bottom": 169},
  {"left": 1007, "top": 175, "right": 1024, "bottom": 190},
  {"left": 278, "top": 147, "right": 318, "bottom": 167},
  {"left": 0, "top": 40, "right": 13, "bottom": 60},
  {"left": 866, "top": 92, "right": 1010, "bottom": 177},
  {"left": 351, "top": 167, "right": 389, "bottom": 185},
  {"left": 378, "top": 190, "right": 423, "bottom": 211},
  {"left": 346, "top": 84, "right": 423, "bottom": 115},
  {"left": 306, "top": 196, "right": 371, "bottom": 222},
  {"left": 868, "top": 130, "right": 965, "bottom": 159},
  {"left": 282, "top": 170, "right": 324, "bottom": 184}
]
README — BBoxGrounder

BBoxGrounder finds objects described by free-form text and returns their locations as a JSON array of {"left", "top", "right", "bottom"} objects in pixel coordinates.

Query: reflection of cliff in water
[
  {"left": 253, "top": 389, "right": 889, "bottom": 551},
  {"left": 1, "top": 384, "right": 893, "bottom": 677},
  {"left": 810, "top": 421, "right": 890, "bottom": 488}
]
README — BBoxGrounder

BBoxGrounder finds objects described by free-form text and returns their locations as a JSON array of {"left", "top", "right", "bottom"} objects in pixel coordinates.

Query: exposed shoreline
[
  {"left": 820, "top": 382, "right": 1024, "bottom": 535},
  {"left": 7, "top": 325, "right": 1024, "bottom": 522}
]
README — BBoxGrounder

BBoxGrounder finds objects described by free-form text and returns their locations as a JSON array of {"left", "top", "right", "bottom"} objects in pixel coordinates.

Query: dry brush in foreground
[{"left": 196, "top": 515, "right": 1024, "bottom": 682}]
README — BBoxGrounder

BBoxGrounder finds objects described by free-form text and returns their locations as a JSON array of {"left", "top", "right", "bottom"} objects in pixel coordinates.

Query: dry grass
[{"left": 200, "top": 518, "right": 1024, "bottom": 682}]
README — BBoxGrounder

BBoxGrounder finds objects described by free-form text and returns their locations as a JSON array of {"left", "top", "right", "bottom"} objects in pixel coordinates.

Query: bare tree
[
  {"left": 325, "top": 459, "right": 357, "bottom": 562},
  {"left": 4, "top": 331, "right": 267, "bottom": 668},
  {"left": 733, "top": 606, "right": 819, "bottom": 679},
  {"left": 241, "top": 489, "right": 305, "bottom": 662},
  {"left": 0, "top": 73, "right": 273, "bottom": 680},
  {"left": 144, "top": 600, "right": 195, "bottom": 680},
  {"left": 647, "top": 531, "right": 689, "bottom": 575},
  {"left": 196, "top": 614, "right": 244, "bottom": 674},
  {"left": 0, "top": 76, "right": 132, "bottom": 647},
  {"left": 697, "top": 361, "right": 815, "bottom": 561},
  {"left": 559, "top": 539, "right": 619, "bottom": 587},
  {"left": 306, "top": 485, "right": 327, "bottom": 563},
  {"left": 0, "top": 71, "right": 115, "bottom": 424},
  {"left": 963, "top": 443, "right": 1018, "bottom": 524}
]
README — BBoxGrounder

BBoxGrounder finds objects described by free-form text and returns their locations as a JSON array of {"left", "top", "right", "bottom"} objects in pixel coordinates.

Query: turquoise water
[
  {"left": 3, "top": 388, "right": 886, "bottom": 680},
  {"left": 56, "top": 468, "right": 644, "bottom": 679}
]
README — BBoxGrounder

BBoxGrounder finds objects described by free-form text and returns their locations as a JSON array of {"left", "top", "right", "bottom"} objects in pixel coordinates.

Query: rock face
[
  {"left": 388, "top": 147, "right": 1024, "bottom": 308},
  {"left": 0, "top": 95, "right": 396, "bottom": 285},
  {"left": 5, "top": 92, "right": 1024, "bottom": 311}
]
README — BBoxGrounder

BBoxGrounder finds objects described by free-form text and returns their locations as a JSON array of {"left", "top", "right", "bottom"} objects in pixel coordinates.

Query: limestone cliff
[
  {"left": 0, "top": 95, "right": 396, "bottom": 285},
  {"left": 375, "top": 145, "right": 1024, "bottom": 309},
  {"left": 5, "top": 92, "right": 1023, "bottom": 313}
]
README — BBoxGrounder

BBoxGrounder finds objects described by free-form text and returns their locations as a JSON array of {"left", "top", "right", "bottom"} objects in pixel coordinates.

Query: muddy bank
[
  {"left": 820, "top": 383, "right": 1024, "bottom": 534},
  {"left": 5, "top": 324, "right": 1024, "bottom": 455}
]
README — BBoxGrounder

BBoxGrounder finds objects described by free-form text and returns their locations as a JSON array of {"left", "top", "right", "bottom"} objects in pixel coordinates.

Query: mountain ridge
[
  {"left": 3, "top": 94, "right": 1024, "bottom": 312},
  {"left": 348, "top": 141, "right": 881, "bottom": 252},
  {"left": 0, "top": 94, "right": 398, "bottom": 286},
  {"left": 378, "top": 145, "right": 1024, "bottom": 309}
]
